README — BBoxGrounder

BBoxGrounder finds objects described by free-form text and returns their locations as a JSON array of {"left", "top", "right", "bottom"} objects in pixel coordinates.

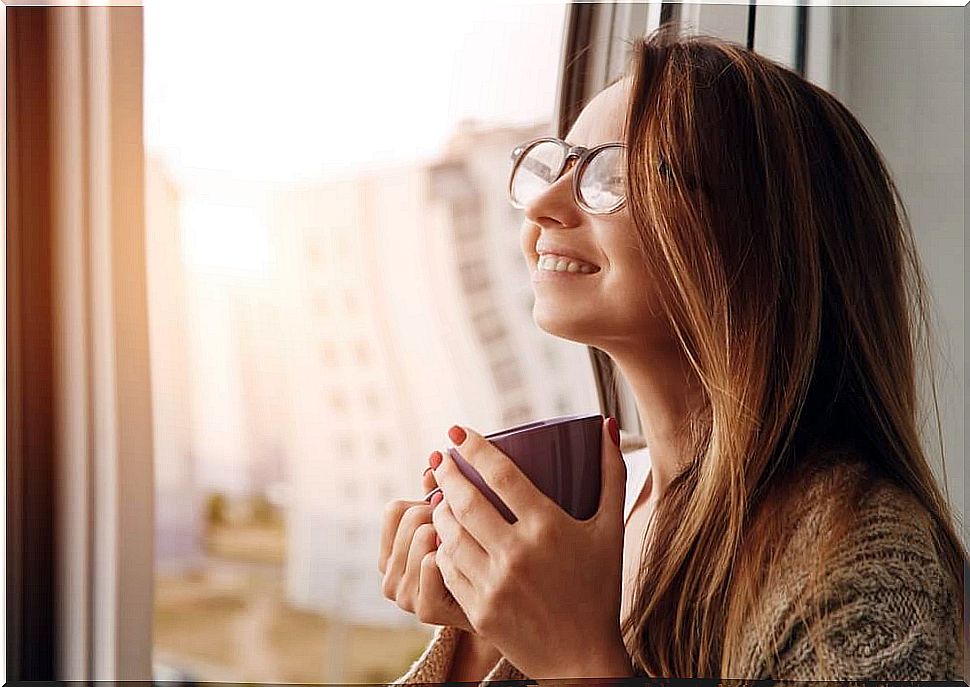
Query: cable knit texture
[{"left": 389, "top": 461, "right": 964, "bottom": 684}]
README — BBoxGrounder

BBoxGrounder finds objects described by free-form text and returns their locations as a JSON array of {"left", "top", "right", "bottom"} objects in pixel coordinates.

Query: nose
[
  {"left": 559, "top": 154, "right": 581, "bottom": 177},
  {"left": 523, "top": 156, "right": 584, "bottom": 230}
]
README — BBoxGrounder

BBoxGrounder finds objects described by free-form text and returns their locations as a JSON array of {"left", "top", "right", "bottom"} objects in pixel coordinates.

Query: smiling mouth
[{"left": 535, "top": 253, "right": 601, "bottom": 274}]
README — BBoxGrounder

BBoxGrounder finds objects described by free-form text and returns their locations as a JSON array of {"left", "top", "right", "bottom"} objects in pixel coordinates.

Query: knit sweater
[{"left": 390, "top": 460, "right": 965, "bottom": 683}]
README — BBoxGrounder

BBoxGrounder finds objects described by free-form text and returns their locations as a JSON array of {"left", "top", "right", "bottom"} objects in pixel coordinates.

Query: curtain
[{"left": 7, "top": 5, "right": 154, "bottom": 680}]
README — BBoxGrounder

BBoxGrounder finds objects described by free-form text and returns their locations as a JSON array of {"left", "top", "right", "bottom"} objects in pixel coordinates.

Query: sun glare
[{"left": 180, "top": 201, "right": 271, "bottom": 276}]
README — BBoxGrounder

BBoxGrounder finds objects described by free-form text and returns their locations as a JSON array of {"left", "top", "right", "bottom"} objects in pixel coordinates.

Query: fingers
[
  {"left": 416, "top": 551, "right": 475, "bottom": 632},
  {"left": 379, "top": 457, "right": 490, "bottom": 631},
  {"left": 444, "top": 425, "right": 554, "bottom": 523},
  {"left": 433, "top": 533, "right": 479, "bottom": 623},
  {"left": 594, "top": 417, "right": 627, "bottom": 522},
  {"left": 381, "top": 508, "right": 474, "bottom": 632},
  {"left": 432, "top": 455, "right": 512, "bottom": 551},
  {"left": 380, "top": 499, "right": 425, "bottom": 575},
  {"left": 379, "top": 458, "right": 445, "bottom": 575},
  {"left": 381, "top": 503, "right": 431, "bottom": 599},
  {"left": 432, "top": 498, "right": 491, "bottom": 578},
  {"left": 397, "top": 522, "right": 438, "bottom": 613}
]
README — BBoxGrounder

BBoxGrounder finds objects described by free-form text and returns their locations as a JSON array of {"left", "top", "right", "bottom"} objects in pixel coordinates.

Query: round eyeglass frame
[{"left": 508, "top": 137, "right": 627, "bottom": 215}]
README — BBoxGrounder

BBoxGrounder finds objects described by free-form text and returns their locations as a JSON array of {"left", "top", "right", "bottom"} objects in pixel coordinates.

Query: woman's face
[{"left": 519, "top": 78, "right": 671, "bottom": 353}]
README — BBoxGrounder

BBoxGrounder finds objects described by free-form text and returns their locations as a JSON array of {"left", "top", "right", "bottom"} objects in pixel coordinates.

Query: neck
[{"left": 601, "top": 341, "right": 704, "bottom": 499}]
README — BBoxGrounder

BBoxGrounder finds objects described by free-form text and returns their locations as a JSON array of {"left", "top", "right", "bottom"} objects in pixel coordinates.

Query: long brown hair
[{"left": 615, "top": 23, "right": 967, "bottom": 677}]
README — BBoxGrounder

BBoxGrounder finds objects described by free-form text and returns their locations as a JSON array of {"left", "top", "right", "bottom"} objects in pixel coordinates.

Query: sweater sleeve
[
  {"left": 389, "top": 625, "right": 529, "bottom": 685},
  {"left": 759, "top": 480, "right": 964, "bottom": 681}
]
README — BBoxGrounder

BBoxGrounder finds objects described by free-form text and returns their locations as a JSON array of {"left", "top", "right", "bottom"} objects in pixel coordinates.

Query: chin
[{"left": 532, "top": 303, "right": 596, "bottom": 346}]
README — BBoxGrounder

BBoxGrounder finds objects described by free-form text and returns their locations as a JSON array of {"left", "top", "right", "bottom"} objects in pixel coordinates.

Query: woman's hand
[
  {"left": 378, "top": 458, "right": 475, "bottom": 633},
  {"left": 430, "top": 418, "right": 633, "bottom": 679}
]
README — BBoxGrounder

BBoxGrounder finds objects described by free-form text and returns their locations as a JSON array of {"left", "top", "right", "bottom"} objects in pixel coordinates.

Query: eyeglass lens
[{"left": 510, "top": 141, "right": 626, "bottom": 212}]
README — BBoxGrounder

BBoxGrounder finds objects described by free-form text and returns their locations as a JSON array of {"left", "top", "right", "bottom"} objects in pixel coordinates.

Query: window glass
[{"left": 145, "top": 1, "right": 599, "bottom": 683}]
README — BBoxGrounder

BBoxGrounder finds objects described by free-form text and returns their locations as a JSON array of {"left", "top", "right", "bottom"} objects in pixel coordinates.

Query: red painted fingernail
[
  {"left": 608, "top": 417, "right": 620, "bottom": 448},
  {"left": 429, "top": 450, "right": 443, "bottom": 470},
  {"left": 448, "top": 425, "right": 466, "bottom": 444},
  {"left": 430, "top": 491, "right": 443, "bottom": 507}
]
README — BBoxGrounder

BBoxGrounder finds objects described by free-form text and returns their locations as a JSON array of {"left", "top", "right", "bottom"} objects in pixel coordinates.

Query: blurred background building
[
  {"left": 145, "top": 121, "right": 599, "bottom": 679},
  {"left": 275, "top": 121, "right": 599, "bottom": 627}
]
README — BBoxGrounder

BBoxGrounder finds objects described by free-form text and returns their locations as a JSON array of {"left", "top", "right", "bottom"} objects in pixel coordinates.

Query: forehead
[{"left": 565, "top": 77, "right": 630, "bottom": 147}]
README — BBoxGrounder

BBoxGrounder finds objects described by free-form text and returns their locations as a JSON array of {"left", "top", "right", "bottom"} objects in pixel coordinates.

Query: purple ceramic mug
[{"left": 445, "top": 413, "right": 603, "bottom": 524}]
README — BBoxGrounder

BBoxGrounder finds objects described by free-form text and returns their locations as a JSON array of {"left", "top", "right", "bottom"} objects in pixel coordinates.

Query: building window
[
  {"left": 474, "top": 309, "right": 507, "bottom": 344},
  {"left": 329, "top": 388, "right": 348, "bottom": 413},
  {"left": 321, "top": 341, "right": 339, "bottom": 366},
  {"left": 452, "top": 203, "right": 481, "bottom": 241},
  {"left": 364, "top": 389, "right": 382, "bottom": 412},
  {"left": 492, "top": 355, "right": 522, "bottom": 391},
  {"left": 314, "top": 292, "right": 329, "bottom": 315},
  {"left": 373, "top": 436, "right": 389, "bottom": 458},
  {"left": 344, "top": 288, "right": 357, "bottom": 312},
  {"left": 502, "top": 404, "right": 532, "bottom": 427},
  {"left": 354, "top": 340, "right": 370, "bottom": 364},
  {"left": 307, "top": 239, "right": 322, "bottom": 266},
  {"left": 459, "top": 259, "right": 490, "bottom": 293},
  {"left": 337, "top": 436, "right": 355, "bottom": 456}
]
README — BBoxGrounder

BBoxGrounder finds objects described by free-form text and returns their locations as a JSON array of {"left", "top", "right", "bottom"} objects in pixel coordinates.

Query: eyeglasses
[{"left": 508, "top": 137, "right": 627, "bottom": 215}]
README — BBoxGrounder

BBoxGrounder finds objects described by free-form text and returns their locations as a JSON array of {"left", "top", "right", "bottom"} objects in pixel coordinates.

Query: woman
[{"left": 379, "top": 24, "right": 967, "bottom": 682}]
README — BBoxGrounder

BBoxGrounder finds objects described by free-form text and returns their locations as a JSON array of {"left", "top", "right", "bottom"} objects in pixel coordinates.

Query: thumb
[{"left": 596, "top": 416, "right": 626, "bottom": 519}]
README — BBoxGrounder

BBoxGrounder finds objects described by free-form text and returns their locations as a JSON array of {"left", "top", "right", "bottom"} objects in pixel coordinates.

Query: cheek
[
  {"left": 607, "top": 258, "right": 666, "bottom": 322},
  {"left": 519, "top": 220, "right": 539, "bottom": 263}
]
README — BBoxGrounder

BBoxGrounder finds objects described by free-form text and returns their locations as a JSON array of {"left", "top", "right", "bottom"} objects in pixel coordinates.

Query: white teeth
[{"left": 537, "top": 253, "right": 597, "bottom": 274}]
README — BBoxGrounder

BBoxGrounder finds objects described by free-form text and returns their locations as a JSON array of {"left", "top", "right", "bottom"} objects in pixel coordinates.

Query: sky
[{"left": 143, "top": 0, "right": 567, "bottom": 184}]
